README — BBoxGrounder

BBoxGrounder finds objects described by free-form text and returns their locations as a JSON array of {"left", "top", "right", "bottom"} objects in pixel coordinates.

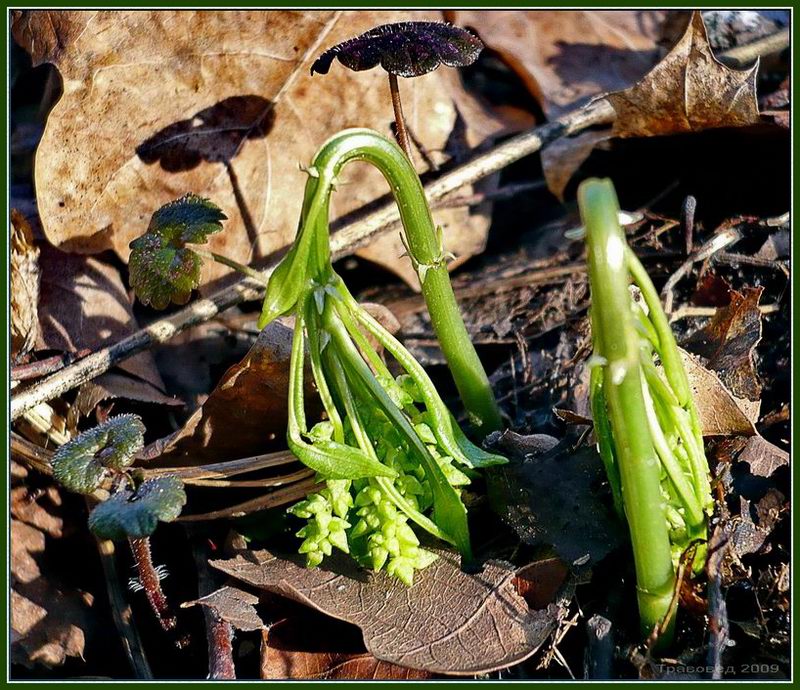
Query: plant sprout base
[
  {"left": 580, "top": 178, "right": 712, "bottom": 642},
  {"left": 259, "top": 129, "right": 506, "bottom": 584}
]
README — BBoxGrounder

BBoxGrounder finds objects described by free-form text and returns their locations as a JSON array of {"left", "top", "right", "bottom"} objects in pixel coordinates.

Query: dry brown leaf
[
  {"left": 182, "top": 586, "right": 263, "bottom": 632},
  {"left": 735, "top": 435, "right": 789, "bottom": 478},
  {"left": 607, "top": 11, "right": 761, "bottom": 137},
  {"left": 11, "top": 209, "right": 41, "bottom": 361},
  {"left": 71, "top": 372, "right": 182, "bottom": 425},
  {"left": 539, "top": 11, "right": 765, "bottom": 197},
  {"left": 487, "top": 443, "right": 624, "bottom": 565},
  {"left": 151, "top": 320, "right": 299, "bottom": 466},
  {"left": 11, "top": 477, "right": 93, "bottom": 669},
  {"left": 13, "top": 10, "right": 507, "bottom": 287},
  {"left": 211, "top": 547, "right": 562, "bottom": 675},
  {"left": 449, "top": 10, "right": 663, "bottom": 117},
  {"left": 36, "top": 244, "right": 166, "bottom": 392},
  {"left": 261, "top": 616, "right": 434, "bottom": 680},
  {"left": 680, "top": 348, "right": 757, "bottom": 436},
  {"left": 682, "top": 286, "right": 764, "bottom": 402}
]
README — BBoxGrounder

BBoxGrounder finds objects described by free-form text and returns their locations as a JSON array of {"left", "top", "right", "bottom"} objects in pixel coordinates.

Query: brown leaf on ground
[
  {"left": 681, "top": 348, "right": 758, "bottom": 436},
  {"left": 71, "top": 372, "right": 182, "bottom": 425},
  {"left": 261, "top": 616, "right": 433, "bottom": 680},
  {"left": 449, "top": 10, "right": 664, "bottom": 200},
  {"left": 735, "top": 435, "right": 789, "bottom": 478},
  {"left": 727, "top": 492, "right": 786, "bottom": 559},
  {"left": 36, "top": 244, "right": 166, "bottom": 392},
  {"left": 11, "top": 471, "right": 93, "bottom": 668},
  {"left": 607, "top": 11, "right": 761, "bottom": 138},
  {"left": 11, "top": 209, "right": 41, "bottom": 361},
  {"left": 151, "top": 321, "right": 299, "bottom": 466},
  {"left": 449, "top": 10, "right": 663, "bottom": 117},
  {"left": 682, "top": 286, "right": 763, "bottom": 401},
  {"left": 487, "top": 443, "right": 624, "bottom": 565},
  {"left": 13, "top": 10, "right": 508, "bottom": 288},
  {"left": 182, "top": 586, "right": 263, "bottom": 632},
  {"left": 211, "top": 547, "right": 563, "bottom": 675}
]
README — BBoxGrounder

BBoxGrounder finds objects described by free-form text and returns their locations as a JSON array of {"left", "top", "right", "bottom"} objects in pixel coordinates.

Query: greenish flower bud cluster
[{"left": 288, "top": 374, "right": 475, "bottom": 585}]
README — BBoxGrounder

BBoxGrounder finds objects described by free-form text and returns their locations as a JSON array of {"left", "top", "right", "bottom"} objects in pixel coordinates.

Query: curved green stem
[{"left": 287, "top": 129, "right": 501, "bottom": 432}]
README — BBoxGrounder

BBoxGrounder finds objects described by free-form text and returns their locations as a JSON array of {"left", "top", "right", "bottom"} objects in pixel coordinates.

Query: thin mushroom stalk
[{"left": 580, "top": 178, "right": 712, "bottom": 644}]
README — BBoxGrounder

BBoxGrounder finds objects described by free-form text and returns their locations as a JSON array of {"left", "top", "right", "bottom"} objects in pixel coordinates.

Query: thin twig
[
  {"left": 669, "top": 303, "right": 780, "bottom": 322},
  {"left": 182, "top": 468, "right": 312, "bottom": 488},
  {"left": 143, "top": 449, "right": 298, "bottom": 480},
  {"left": 94, "top": 537, "right": 153, "bottom": 679},
  {"left": 720, "top": 27, "right": 790, "bottom": 68},
  {"left": 661, "top": 225, "right": 743, "bottom": 314},
  {"left": 187, "top": 527, "right": 237, "bottom": 680},
  {"left": 10, "top": 98, "right": 615, "bottom": 422},
  {"left": 177, "top": 477, "right": 321, "bottom": 522}
]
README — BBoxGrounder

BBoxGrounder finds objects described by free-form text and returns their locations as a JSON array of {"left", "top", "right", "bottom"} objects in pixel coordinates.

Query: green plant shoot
[
  {"left": 259, "top": 128, "right": 501, "bottom": 433},
  {"left": 580, "top": 178, "right": 712, "bottom": 641},
  {"left": 259, "top": 129, "right": 507, "bottom": 585}
]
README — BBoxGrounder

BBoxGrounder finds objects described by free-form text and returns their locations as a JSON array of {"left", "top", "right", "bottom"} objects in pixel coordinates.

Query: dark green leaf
[
  {"left": 52, "top": 414, "right": 145, "bottom": 494},
  {"left": 88, "top": 476, "right": 187, "bottom": 540},
  {"left": 129, "top": 194, "right": 227, "bottom": 309}
]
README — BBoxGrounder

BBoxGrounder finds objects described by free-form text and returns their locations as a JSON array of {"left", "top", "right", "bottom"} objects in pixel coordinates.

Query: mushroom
[{"left": 311, "top": 21, "right": 484, "bottom": 162}]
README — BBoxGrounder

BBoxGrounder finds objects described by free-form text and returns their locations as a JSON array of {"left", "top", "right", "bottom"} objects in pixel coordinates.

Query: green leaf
[
  {"left": 52, "top": 415, "right": 145, "bottom": 494},
  {"left": 129, "top": 194, "right": 227, "bottom": 309},
  {"left": 288, "top": 434, "right": 397, "bottom": 480},
  {"left": 88, "top": 476, "right": 187, "bottom": 540}
]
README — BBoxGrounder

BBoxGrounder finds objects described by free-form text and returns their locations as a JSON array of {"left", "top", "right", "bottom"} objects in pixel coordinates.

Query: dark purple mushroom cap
[{"left": 311, "top": 21, "right": 483, "bottom": 78}]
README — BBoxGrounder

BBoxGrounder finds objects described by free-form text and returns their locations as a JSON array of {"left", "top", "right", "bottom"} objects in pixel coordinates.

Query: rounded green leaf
[
  {"left": 129, "top": 194, "right": 227, "bottom": 309},
  {"left": 52, "top": 415, "right": 145, "bottom": 494},
  {"left": 88, "top": 476, "right": 187, "bottom": 540}
]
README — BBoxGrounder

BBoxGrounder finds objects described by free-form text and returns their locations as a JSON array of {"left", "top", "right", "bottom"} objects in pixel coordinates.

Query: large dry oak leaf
[{"left": 12, "top": 10, "right": 506, "bottom": 287}]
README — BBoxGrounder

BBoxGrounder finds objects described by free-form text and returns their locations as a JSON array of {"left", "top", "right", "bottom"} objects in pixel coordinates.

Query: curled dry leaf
[
  {"left": 261, "top": 616, "right": 433, "bottom": 680},
  {"left": 211, "top": 547, "right": 564, "bottom": 675},
  {"left": 36, "top": 243, "right": 166, "bottom": 392},
  {"left": 150, "top": 320, "right": 302, "bottom": 466},
  {"left": 682, "top": 286, "right": 764, "bottom": 402},
  {"left": 10, "top": 209, "right": 40, "bottom": 361},
  {"left": 12, "top": 9, "right": 508, "bottom": 288},
  {"left": 732, "top": 435, "right": 789, "bottom": 479},
  {"left": 181, "top": 586, "right": 263, "bottom": 632},
  {"left": 607, "top": 11, "right": 761, "bottom": 137},
  {"left": 680, "top": 348, "right": 758, "bottom": 436}
]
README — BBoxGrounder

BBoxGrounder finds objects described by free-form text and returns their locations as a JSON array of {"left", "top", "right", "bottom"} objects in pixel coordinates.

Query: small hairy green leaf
[
  {"left": 88, "top": 476, "right": 187, "bottom": 540},
  {"left": 52, "top": 414, "right": 145, "bottom": 494},
  {"left": 129, "top": 194, "right": 227, "bottom": 309}
]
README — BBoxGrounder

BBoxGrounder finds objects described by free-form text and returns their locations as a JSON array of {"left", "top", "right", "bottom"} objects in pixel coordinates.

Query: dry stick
[
  {"left": 94, "top": 537, "right": 154, "bottom": 679},
  {"left": 177, "top": 476, "right": 321, "bottom": 522},
  {"left": 187, "top": 528, "right": 237, "bottom": 680},
  {"left": 9, "top": 99, "right": 614, "bottom": 422},
  {"left": 720, "top": 27, "right": 790, "bottom": 68},
  {"left": 144, "top": 449, "right": 298, "bottom": 481}
]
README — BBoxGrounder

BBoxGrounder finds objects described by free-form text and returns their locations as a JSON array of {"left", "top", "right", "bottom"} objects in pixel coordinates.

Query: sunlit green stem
[
  {"left": 581, "top": 179, "right": 675, "bottom": 640},
  {"left": 282, "top": 129, "right": 501, "bottom": 432}
]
